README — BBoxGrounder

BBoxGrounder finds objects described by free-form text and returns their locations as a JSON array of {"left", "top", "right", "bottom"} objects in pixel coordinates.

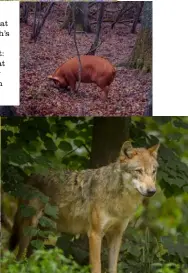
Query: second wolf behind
[{"left": 9, "top": 141, "right": 160, "bottom": 273}]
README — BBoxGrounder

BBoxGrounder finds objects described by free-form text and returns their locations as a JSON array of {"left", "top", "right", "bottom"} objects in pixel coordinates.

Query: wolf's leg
[
  {"left": 16, "top": 217, "right": 32, "bottom": 260},
  {"left": 17, "top": 209, "right": 44, "bottom": 260},
  {"left": 106, "top": 221, "right": 129, "bottom": 273},
  {"left": 88, "top": 207, "right": 102, "bottom": 273}
]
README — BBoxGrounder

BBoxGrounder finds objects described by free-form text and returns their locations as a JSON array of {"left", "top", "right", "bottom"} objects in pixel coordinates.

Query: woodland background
[
  {"left": 1, "top": 117, "right": 188, "bottom": 272},
  {"left": 16, "top": 1, "right": 152, "bottom": 116}
]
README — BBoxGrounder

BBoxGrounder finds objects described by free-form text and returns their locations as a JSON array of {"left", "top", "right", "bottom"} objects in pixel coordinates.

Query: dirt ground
[{"left": 18, "top": 3, "right": 152, "bottom": 116}]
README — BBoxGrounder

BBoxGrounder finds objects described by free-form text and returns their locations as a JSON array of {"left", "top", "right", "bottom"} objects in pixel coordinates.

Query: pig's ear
[
  {"left": 48, "top": 75, "right": 53, "bottom": 80},
  {"left": 48, "top": 75, "right": 59, "bottom": 81}
]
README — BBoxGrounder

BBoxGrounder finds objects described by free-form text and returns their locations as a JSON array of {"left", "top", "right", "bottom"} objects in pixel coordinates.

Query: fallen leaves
[{"left": 18, "top": 3, "right": 151, "bottom": 116}]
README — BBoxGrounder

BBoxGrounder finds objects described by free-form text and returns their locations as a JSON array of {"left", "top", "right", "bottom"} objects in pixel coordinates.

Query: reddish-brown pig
[{"left": 48, "top": 55, "right": 116, "bottom": 99}]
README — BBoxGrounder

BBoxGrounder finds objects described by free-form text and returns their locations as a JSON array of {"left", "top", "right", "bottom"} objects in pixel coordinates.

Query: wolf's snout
[{"left": 146, "top": 188, "right": 156, "bottom": 197}]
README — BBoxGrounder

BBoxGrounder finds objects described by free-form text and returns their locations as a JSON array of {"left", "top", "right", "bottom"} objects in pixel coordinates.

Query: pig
[{"left": 48, "top": 55, "right": 116, "bottom": 99}]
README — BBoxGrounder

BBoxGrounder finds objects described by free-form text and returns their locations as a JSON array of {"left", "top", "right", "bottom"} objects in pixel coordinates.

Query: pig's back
[
  {"left": 60, "top": 55, "right": 115, "bottom": 85},
  {"left": 64, "top": 56, "right": 114, "bottom": 73}
]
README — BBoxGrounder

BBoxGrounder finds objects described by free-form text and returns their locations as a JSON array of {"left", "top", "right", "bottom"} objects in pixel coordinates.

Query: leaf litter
[{"left": 18, "top": 3, "right": 151, "bottom": 116}]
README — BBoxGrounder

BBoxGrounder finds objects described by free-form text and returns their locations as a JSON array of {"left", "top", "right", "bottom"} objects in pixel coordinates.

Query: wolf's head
[{"left": 119, "top": 141, "right": 160, "bottom": 197}]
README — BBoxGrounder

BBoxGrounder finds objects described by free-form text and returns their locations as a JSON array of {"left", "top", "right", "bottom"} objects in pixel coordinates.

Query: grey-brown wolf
[{"left": 9, "top": 141, "right": 160, "bottom": 273}]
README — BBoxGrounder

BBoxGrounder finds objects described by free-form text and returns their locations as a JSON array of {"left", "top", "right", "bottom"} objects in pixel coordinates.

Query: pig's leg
[
  {"left": 69, "top": 81, "right": 76, "bottom": 93},
  {"left": 101, "top": 86, "right": 109, "bottom": 101},
  {"left": 97, "top": 79, "right": 110, "bottom": 100}
]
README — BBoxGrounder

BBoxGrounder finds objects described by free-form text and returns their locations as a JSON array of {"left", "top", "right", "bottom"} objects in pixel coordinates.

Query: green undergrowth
[{"left": 1, "top": 248, "right": 90, "bottom": 273}]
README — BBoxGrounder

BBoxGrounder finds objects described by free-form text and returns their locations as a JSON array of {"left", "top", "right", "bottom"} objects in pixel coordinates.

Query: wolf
[{"left": 9, "top": 141, "right": 160, "bottom": 273}]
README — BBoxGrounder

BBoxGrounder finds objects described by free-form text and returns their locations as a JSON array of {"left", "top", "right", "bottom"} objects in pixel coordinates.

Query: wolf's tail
[{"left": 9, "top": 211, "right": 20, "bottom": 251}]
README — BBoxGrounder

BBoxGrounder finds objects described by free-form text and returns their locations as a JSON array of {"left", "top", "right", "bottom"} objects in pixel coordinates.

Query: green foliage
[
  {"left": 152, "top": 263, "right": 182, "bottom": 273},
  {"left": 1, "top": 248, "right": 90, "bottom": 273},
  {"left": 1, "top": 117, "right": 92, "bottom": 192},
  {"left": 2, "top": 117, "right": 188, "bottom": 198},
  {"left": 118, "top": 227, "right": 188, "bottom": 273}
]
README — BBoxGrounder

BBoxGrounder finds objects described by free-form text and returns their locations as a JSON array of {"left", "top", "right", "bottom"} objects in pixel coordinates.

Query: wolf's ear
[
  {"left": 148, "top": 143, "right": 160, "bottom": 159},
  {"left": 120, "top": 141, "right": 136, "bottom": 160}
]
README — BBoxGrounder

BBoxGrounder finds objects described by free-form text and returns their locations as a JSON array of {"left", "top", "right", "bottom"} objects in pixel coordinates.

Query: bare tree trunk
[
  {"left": 72, "top": 3, "right": 82, "bottom": 92},
  {"left": 111, "top": 2, "right": 133, "bottom": 29},
  {"left": 20, "top": 3, "right": 29, "bottom": 24},
  {"left": 131, "top": 1, "right": 144, "bottom": 34},
  {"left": 83, "top": 3, "right": 92, "bottom": 32},
  {"left": 61, "top": 3, "right": 72, "bottom": 29},
  {"left": 62, "top": 3, "right": 91, "bottom": 33},
  {"left": 144, "top": 89, "right": 152, "bottom": 116},
  {"left": 127, "top": 1, "right": 152, "bottom": 72},
  {"left": 30, "top": 2, "right": 54, "bottom": 42},
  {"left": 86, "top": 2, "right": 104, "bottom": 56},
  {"left": 32, "top": 2, "right": 39, "bottom": 41}
]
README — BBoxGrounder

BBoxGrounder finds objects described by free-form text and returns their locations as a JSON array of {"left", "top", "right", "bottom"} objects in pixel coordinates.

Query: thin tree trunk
[
  {"left": 31, "top": 3, "right": 54, "bottom": 42},
  {"left": 61, "top": 3, "right": 72, "bottom": 29},
  {"left": 21, "top": 3, "right": 29, "bottom": 24},
  {"left": 72, "top": 3, "right": 82, "bottom": 92},
  {"left": 144, "top": 89, "right": 152, "bottom": 116},
  {"left": 131, "top": 1, "right": 144, "bottom": 34},
  {"left": 87, "top": 2, "right": 104, "bottom": 55},
  {"left": 111, "top": 2, "right": 133, "bottom": 29},
  {"left": 83, "top": 3, "right": 92, "bottom": 32},
  {"left": 62, "top": 3, "right": 91, "bottom": 33}
]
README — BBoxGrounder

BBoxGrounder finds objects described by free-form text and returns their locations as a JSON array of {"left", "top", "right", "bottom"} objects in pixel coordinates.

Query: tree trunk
[
  {"left": 30, "top": 2, "right": 54, "bottom": 42},
  {"left": 20, "top": 3, "right": 29, "bottom": 24},
  {"left": 131, "top": 1, "right": 144, "bottom": 34},
  {"left": 90, "top": 117, "right": 130, "bottom": 168},
  {"left": 62, "top": 3, "right": 91, "bottom": 33},
  {"left": 128, "top": 1, "right": 152, "bottom": 72},
  {"left": 61, "top": 4, "right": 72, "bottom": 29},
  {"left": 144, "top": 89, "right": 152, "bottom": 116},
  {"left": 83, "top": 3, "right": 92, "bottom": 32},
  {"left": 111, "top": 2, "right": 131, "bottom": 29},
  {"left": 87, "top": 2, "right": 104, "bottom": 55}
]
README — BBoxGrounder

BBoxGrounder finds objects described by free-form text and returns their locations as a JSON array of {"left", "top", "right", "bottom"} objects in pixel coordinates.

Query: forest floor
[{"left": 18, "top": 3, "right": 152, "bottom": 116}]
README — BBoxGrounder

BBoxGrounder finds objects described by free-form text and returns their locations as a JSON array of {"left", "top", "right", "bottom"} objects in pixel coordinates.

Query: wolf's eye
[
  {"left": 152, "top": 169, "right": 156, "bottom": 175},
  {"left": 135, "top": 169, "right": 143, "bottom": 174}
]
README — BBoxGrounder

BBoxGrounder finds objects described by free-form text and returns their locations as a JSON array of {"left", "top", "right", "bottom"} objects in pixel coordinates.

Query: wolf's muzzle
[{"left": 146, "top": 189, "right": 156, "bottom": 197}]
